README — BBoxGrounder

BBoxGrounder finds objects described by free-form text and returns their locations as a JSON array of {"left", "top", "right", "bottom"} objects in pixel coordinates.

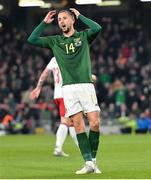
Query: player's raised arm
[
  {"left": 30, "top": 68, "right": 50, "bottom": 100},
  {"left": 70, "top": 8, "right": 101, "bottom": 40},
  {"left": 27, "top": 10, "right": 56, "bottom": 47}
]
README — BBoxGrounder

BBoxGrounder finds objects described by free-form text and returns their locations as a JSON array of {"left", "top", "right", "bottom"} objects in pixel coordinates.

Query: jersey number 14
[{"left": 65, "top": 43, "right": 75, "bottom": 54}]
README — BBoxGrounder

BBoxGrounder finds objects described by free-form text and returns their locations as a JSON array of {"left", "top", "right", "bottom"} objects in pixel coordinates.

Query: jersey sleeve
[
  {"left": 78, "top": 15, "right": 102, "bottom": 43},
  {"left": 27, "top": 21, "right": 55, "bottom": 48}
]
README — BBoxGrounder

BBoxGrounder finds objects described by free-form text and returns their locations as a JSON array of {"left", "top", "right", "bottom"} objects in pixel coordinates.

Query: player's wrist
[
  {"left": 78, "top": 14, "right": 83, "bottom": 20},
  {"left": 43, "top": 20, "right": 49, "bottom": 25},
  {"left": 77, "top": 13, "right": 80, "bottom": 19},
  {"left": 37, "top": 85, "right": 42, "bottom": 88}
]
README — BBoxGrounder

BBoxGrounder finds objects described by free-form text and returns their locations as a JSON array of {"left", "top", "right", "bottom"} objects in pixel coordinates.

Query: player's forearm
[
  {"left": 27, "top": 21, "right": 48, "bottom": 47},
  {"left": 37, "top": 69, "right": 49, "bottom": 87},
  {"left": 78, "top": 15, "right": 102, "bottom": 33}
]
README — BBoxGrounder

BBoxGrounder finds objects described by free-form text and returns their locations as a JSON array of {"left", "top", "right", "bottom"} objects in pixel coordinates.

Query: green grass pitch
[{"left": 0, "top": 134, "right": 151, "bottom": 179}]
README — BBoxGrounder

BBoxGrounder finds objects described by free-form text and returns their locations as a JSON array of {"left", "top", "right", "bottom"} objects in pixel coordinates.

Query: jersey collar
[{"left": 62, "top": 30, "right": 78, "bottom": 39}]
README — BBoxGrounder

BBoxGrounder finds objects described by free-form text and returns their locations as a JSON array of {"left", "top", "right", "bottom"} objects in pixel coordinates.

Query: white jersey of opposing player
[{"left": 46, "top": 57, "right": 63, "bottom": 99}]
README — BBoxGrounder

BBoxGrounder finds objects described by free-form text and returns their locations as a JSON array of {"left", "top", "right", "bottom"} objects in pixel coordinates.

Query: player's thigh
[
  {"left": 86, "top": 111, "right": 100, "bottom": 131},
  {"left": 70, "top": 112, "right": 85, "bottom": 134}
]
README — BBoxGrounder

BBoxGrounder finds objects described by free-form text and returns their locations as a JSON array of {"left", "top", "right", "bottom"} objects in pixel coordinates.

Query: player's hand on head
[
  {"left": 44, "top": 10, "right": 56, "bottom": 24},
  {"left": 69, "top": 8, "right": 80, "bottom": 19}
]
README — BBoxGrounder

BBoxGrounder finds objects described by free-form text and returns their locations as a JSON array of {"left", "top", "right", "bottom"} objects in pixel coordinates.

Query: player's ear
[
  {"left": 72, "top": 18, "right": 75, "bottom": 24},
  {"left": 72, "top": 14, "right": 76, "bottom": 24},
  {"left": 68, "top": 10, "right": 76, "bottom": 23}
]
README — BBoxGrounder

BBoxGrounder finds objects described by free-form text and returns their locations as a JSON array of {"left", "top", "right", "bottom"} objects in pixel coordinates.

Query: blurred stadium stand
[{"left": 0, "top": 0, "right": 151, "bottom": 135}]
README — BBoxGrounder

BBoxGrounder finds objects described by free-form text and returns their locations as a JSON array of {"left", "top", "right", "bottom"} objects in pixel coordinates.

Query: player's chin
[{"left": 62, "top": 28, "right": 70, "bottom": 33}]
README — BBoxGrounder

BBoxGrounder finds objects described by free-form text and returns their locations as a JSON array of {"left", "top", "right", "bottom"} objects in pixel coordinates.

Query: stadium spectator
[
  {"left": 118, "top": 114, "right": 137, "bottom": 134},
  {"left": 135, "top": 112, "right": 149, "bottom": 134}
]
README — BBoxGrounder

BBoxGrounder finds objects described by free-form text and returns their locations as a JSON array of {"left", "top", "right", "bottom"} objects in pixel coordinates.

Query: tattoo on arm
[{"left": 37, "top": 69, "right": 49, "bottom": 87}]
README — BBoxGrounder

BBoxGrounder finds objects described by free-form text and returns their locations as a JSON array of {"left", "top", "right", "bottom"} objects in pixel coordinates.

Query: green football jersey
[{"left": 28, "top": 15, "right": 102, "bottom": 85}]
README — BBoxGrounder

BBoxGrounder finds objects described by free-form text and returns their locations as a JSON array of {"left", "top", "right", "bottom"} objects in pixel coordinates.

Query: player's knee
[
  {"left": 74, "top": 121, "right": 85, "bottom": 133},
  {"left": 90, "top": 119, "right": 100, "bottom": 131},
  {"left": 70, "top": 119, "right": 84, "bottom": 133},
  {"left": 70, "top": 113, "right": 85, "bottom": 133}
]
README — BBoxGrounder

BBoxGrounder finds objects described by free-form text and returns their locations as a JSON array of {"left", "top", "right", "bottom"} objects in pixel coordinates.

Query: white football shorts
[{"left": 62, "top": 83, "right": 100, "bottom": 117}]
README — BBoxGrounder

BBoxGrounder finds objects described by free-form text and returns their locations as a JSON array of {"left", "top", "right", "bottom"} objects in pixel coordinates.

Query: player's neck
[{"left": 63, "top": 27, "right": 75, "bottom": 37}]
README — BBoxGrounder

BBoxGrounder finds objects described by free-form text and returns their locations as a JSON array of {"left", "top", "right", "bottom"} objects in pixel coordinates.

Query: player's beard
[{"left": 62, "top": 26, "right": 70, "bottom": 34}]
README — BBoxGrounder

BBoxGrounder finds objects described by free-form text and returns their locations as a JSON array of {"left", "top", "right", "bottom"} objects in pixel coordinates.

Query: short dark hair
[{"left": 58, "top": 9, "right": 75, "bottom": 21}]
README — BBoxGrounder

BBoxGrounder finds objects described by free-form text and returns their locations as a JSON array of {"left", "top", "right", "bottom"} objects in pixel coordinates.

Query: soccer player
[
  {"left": 28, "top": 8, "right": 102, "bottom": 174},
  {"left": 30, "top": 57, "right": 78, "bottom": 157}
]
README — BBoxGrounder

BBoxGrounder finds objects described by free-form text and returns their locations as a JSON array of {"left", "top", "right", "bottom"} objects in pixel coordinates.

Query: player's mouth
[
  {"left": 62, "top": 25, "right": 66, "bottom": 28},
  {"left": 61, "top": 25, "right": 69, "bottom": 33}
]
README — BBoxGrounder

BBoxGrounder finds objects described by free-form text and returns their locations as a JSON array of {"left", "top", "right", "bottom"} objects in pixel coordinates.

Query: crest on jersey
[{"left": 74, "top": 38, "right": 82, "bottom": 47}]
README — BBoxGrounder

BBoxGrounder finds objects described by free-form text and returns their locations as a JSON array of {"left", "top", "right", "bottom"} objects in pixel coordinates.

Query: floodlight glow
[
  {"left": 97, "top": 0, "right": 121, "bottom": 6},
  {"left": 76, "top": 0, "right": 102, "bottom": 5},
  {"left": 40, "top": 3, "right": 51, "bottom": 8},
  {"left": 140, "top": 0, "right": 151, "bottom": 2},
  {"left": 0, "top": 4, "right": 4, "bottom": 10},
  {"left": 19, "top": 0, "right": 45, "bottom": 7},
  {"left": 0, "top": 22, "right": 3, "bottom": 28}
]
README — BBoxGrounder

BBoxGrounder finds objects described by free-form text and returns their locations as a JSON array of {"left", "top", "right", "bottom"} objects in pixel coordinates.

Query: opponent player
[
  {"left": 28, "top": 8, "right": 101, "bottom": 174},
  {"left": 30, "top": 57, "right": 78, "bottom": 157}
]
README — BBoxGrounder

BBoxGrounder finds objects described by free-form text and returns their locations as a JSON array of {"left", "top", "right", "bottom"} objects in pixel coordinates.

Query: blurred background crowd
[{"left": 0, "top": 0, "right": 151, "bottom": 135}]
